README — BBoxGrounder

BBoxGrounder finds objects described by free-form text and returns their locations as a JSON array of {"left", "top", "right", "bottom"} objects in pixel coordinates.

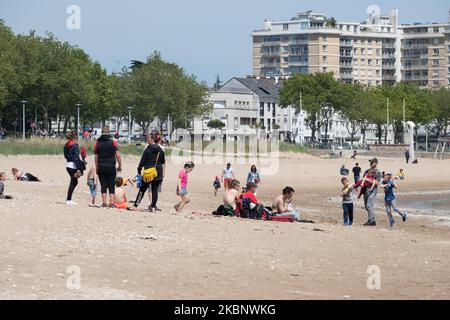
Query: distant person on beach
[
  {"left": 351, "top": 150, "right": 357, "bottom": 159},
  {"left": 362, "top": 158, "right": 382, "bottom": 226},
  {"left": 213, "top": 176, "right": 221, "bottom": 196},
  {"left": 86, "top": 163, "right": 98, "bottom": 207},
  {"left": 94, "top": 126, "right": 122, "bottom": 208},
  {"left": 340, "top": 177, "right": 354, "bottom": 226},
  {"left": 0, "top": 172, "right": 13, "bottom": 199},
  {"left": 396, "top": 169, "right": 405, "bottom": 180},
  {"left": 63, "top": 130, "right": 84, "bottom": 206},
  {"left": 380, "top": 173, "right": 408, "bottom": 228},
  {"left": 340, "top": 165, "right": 349, "bottom": 176},
  {"left": 174, "top": 161, "right": 195, "bottom": 213},
  {"left": 405, "top": 149, "right": 410, "bottom": 164},
  {"left": 247, "top": 165, "right": 261, "bottom": 195},
  {"left": 222, "top": 162, "right": 235, "bottom": 190},
  {"left": 271, "top": 186, "right": 300, "bottom": 221},
  {"left": 352, "top": 163, "right": 361, "bottom": 184},
  {"left": 114, "top": 177, "right": 128, "bottom": 210},
  {"left": 11, "top": 168, "right": 41, "bottom": 182},
  {"left": 131, "top": 132, "right": 166, "bottom": 212}
]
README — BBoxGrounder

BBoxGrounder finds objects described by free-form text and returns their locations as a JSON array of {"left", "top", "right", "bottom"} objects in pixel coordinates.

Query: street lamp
[
  {"left": 20, "top": 100, "right": 27, "bottom": 140},
  {"left": 127, "top": 106, "right": 133, "bottom": 144},
  {"left": 75, "top": 103, "right": 82, "bottom": 136}
]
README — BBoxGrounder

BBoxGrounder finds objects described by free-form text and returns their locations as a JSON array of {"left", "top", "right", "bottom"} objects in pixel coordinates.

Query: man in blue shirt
[{"left": 380, "top": 173, "right": 408, "bottom": 228}]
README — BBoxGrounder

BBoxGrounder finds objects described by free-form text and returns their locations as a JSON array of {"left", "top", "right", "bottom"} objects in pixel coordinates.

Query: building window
[
  {"left": 260, "top": 103, "right": 264, "bottom": 117},
  {"left": 323, "top": 45, "right": 327, "bottom": 51},
  {"left": 376, "top": 70, "right": 380, "bottom": 76},
  {"left": 323, "top": 56, "right": 328, "bottom": 63},
  {"left": 361, "top": 48, "right": 365, "bottom": 55},
  {"left": 323, "top": 67, "right": 327, "bottom": 72},
  {"left": 434, "top": 27, "right": 439, "bottom": 33},
  {"left": 361, "top": 59, "right": 366, "bottom": 65},
  {"left": 323, "top": 35, "right": 328, "bottom": 42},
  {"left": 368, "top": 59, "right": 372, "bottom": 66},
  {"left": 368, "top": 48, "right": 373, "bottom": 55},
  {"left": 267, "top": 103, "right": 270, "bottom": 112},
  {"left": 272, "top": 103, "right": 276, "bottom": 117},
  {"left": 376, "top": 59, "right": 380, "bottom": 65},
  {"left": 376, "top": 49, "right": 381, "bottom": 55},
  {"left": 368, "top": 70, "right": 373, "bottom": 76},
  {"left": 283, "top": 24, "right": 289, "bottom": 31},
  {"left": 433, "top": 49, "right": 439, "bottom": 56},
  {"left": 433, "top": 59, "right": 439, "bottom": 66}
]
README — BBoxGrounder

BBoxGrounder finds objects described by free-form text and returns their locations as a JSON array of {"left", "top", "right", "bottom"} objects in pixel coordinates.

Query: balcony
[
  {"left": 340, "top": 52, "right": 353, "bottom": 58},
  {"left": 382, "top": 75, "right": 396, "bottom": 81},
  {"left": 403, "top": 75, "right": 429, "bottom": 81},
  {"left": 382, "top": 53, "right": 396, "bottom": 59},
  {"left": 382, "top": 64, "right": 396, "bottom": 70},
  {"left": 261, "top": 62, "right": 281, "bottom": 68},
  {"left": 261, "top": 41, "right": 281, "bottom": 47},
  {"left": 340, "top": 41, "right": 353, "bottom": 47},
  {"left": 402, "top": 44, "right": 428, "bottom": 50},
  {"left": 261, "top": 51, "right": 280, "bottom": 57},
  {"left": 289, "top": 61, "right": 309, "bottom": 67},
  {"left": 382, "top": 43, "right": 396, "bottom": 49},
  {"left": 340, "top": 73, "right": 353, "bottom": 79},
  {"left": 289, "top": 40, "right": 309, "bottom": 45},
  {"left": 402, "top": 65, "right": 429, "bottom": 70},
  {"left": 340, "top": 63, "right": 353, "bottom": 68}
]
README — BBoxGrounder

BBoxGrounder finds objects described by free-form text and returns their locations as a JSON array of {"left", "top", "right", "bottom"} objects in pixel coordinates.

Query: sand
[{"left": 0, "top": 153, "right": 449, "bottom": 300}]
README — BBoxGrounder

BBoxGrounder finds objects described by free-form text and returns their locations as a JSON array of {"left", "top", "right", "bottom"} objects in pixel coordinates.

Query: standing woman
[
  {"left": 247, "top": 165, "right": 261, "bottom": 186},
  {"left": 64, "top": 130, "right": 85, "bottom": 206},
  {"left": 131, "top": 132, "right": 166, "bottom": 212}
]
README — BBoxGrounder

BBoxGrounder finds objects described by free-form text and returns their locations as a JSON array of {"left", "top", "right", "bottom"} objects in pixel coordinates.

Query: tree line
[
  {"left": 279, "top": 72, "right": 450, "bottom": 145},
  {"left": 0, "top": 21, "right": 211, "bottom": 136}
]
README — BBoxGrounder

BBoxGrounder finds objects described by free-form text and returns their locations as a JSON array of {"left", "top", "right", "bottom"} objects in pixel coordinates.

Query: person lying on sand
[
  {"left": 11, "top": 168, "right": 41, "bottom": 182},
  {"left": 0, "top": 172, "right": 13, "bottom": 199},
  {"left": 114, "top": 177, "right": 128, "bottom": 210}
]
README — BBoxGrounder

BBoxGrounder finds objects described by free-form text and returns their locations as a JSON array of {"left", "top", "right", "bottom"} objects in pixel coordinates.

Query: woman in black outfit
[
  {"left": 132, "top": 132, "right": 166, "bottom": 212},
  {"left": 63, "top": 130, "right": 84, "bottom": 206}
]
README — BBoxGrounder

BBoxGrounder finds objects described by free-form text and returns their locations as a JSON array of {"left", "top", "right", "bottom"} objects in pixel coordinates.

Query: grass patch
[{"left": 0, "top": 138, "right": 170, "bottom": 157}]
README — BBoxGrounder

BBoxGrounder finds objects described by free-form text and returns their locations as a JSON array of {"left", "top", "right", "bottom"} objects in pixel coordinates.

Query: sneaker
[
  {"left": 101, "top": 203, "right": 108, "bottom": 208},
  {"left": 389, "top": 219, "right": 395, "bottom": 228},
  {"left": 402, "top": 213, "right": 408, "bottom": 222},
  {"left": 348, "top": 223, "right": 353, "bottom": 227},
  {"left": 363, "top": 221, "right": 376, "bottom": 226},
  {"left": 66, "top": 200, "right": 77, "bottom": 206}
]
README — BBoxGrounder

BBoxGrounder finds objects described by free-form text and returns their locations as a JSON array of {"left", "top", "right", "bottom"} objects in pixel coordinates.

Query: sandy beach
[{"left": 1, "top": 153, "right": 449, "bottom": 300}]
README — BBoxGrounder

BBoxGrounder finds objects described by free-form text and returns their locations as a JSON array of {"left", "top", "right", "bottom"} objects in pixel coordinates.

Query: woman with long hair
[
  {"left": 63, "top": 130, "right": 85, "bottom": 206},
  {"left": 131, "top": 132, "right": 166, "bottom": 211}
]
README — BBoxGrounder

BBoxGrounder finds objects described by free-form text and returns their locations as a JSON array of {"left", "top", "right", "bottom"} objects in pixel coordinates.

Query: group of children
[{"left": 340, "top": 167, "right": 408, "bottom": 228}]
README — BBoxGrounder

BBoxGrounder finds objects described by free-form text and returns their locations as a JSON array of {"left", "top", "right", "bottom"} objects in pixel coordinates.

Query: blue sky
[{"left": 1, "top": 0, "right": 449, "bottom": 84}]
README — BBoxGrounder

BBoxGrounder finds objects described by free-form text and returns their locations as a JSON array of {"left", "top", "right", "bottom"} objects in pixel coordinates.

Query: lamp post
[
  {"left": 127, "top": 106, "right": 133, "bottom": 144},
  {"left": 20, "top": 100, "right": 27, "bottom": 140},
  {"left": 75, "top": 103, "right": 82, "bottom": 137}
]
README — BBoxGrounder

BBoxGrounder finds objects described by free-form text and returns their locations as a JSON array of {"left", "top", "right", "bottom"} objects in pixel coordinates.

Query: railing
[
  {"left": 402, "top": 44, "right": 429, "bottom": 49},
  {"left": 340, "top": 41, "right": 353, "bottom": 47},
  {"left": 402, "top": 65, "right": 429, "bottom": 70},
  {"left": 289, "top": 61, "right": 309, "bottom": 66},
  {"left": 340, "top": 63, "right": 353, "bottom": 68},
  {"left": 261, "top": 41, "right": 281, "bottom": 47},
  {"left": 340, "top": 52, "right": 353, "bottom": 57},
  {"left": 382, "top": 64, "right": 396, "bottom": 69},
  {"left": 261, "top": 51, "right": 280, "bottom": 57},
  {"left": 382, "top": 54, "right": 396, "bottom": 59},
  {"left": 382, "top": 75, "right": 396, "bottom": 81},
  {"left": 340, "top": 73, "right": 353, "bottom": 79},
  {"left": 382, "top": 43, "right": 396, "bottom": 49},
  {"left": 289, "top": 40, "right": 309, "bottom": 45}
]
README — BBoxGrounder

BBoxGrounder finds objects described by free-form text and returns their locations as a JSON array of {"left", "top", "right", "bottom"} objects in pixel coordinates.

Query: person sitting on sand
[
  {"left": 271, "top": 186, "right": 300, "bottom": 221},
  {"left": 86, "top": 163, "right": 99, "bottom": 207},
  {"left": 11, "top": 168, "right": 41, "bottom": 182},
  {"left": 114, "top": 177, "right": 128, "bottom": 210},
  {"left": 223, "top": 179, "right": 240, "bottom": 212},
  {"left": 340, "top": 165, "right": 349, "bottom": 176},
  {"left": 396, "top": 169, "right": 405, "bottom": 180},
  {"left": 240, "top": 182, "right": 264, "bottom": 219},
  {"left": 0, "top": 172, "right": 13, "bottom": 199}
]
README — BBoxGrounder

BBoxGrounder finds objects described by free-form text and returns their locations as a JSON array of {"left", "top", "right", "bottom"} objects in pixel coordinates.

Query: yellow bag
[
  {"left": 142, "top": 152, "right": 160, "bottom": 183},
  {"left": 143, "top": 167, "right": 158, "bottom": 183}
]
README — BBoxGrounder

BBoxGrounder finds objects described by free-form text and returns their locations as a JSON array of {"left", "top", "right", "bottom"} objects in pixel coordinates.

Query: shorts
[
  {"left": 98, "top": 167, "right": 117, "bottom": 194},
  {"left": 115, "top": 202, "right": 127, "bottom": 210},
  {"left": 87, "top": 178, "right": 97, "bottom": 198},
  {"left": 224, "top": 178, "right": 233, "bottom": 188},
  {"left": 177, "top": 186, "right": 188, "bottom": 196}
]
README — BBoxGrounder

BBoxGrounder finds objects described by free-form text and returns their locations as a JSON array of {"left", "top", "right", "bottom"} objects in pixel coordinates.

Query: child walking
[
  {"left": 213, "top": 176, "right": 221, "bottom": 196},
  {"left": 340, "top": 177, "right": 354, "bottom": 226},
  {"left": 380, "top": 173, "right": 408, "bottom": 228},
  {"left": 174, "top": 161, "right": 195, "bottom": 213},
  {"left": 86, "top": 164, "right": 99, "bottom": 207}
]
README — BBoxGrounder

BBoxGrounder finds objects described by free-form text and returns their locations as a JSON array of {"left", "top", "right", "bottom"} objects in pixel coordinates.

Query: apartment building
[
  {"left": 192, "top": 77, "right": 297, "bottom": 141},
  {"left": 253, "top": 9, "right": 450, "bottom": 88}
]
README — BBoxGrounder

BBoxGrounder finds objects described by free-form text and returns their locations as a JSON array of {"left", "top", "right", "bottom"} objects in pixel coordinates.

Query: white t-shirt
[{"left": 223, "top": 167, "right": 234, "bottom": 180}]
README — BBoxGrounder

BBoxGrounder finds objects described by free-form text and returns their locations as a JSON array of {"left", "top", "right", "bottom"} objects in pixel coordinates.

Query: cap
[{"left": 369, "top": 158, "right": 378, "bottom": 164}]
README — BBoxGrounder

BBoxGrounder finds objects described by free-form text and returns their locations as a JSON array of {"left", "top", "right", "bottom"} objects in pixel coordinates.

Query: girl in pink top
[{"left": 174, "top": 161, "right": 195, "bottom": 213}]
